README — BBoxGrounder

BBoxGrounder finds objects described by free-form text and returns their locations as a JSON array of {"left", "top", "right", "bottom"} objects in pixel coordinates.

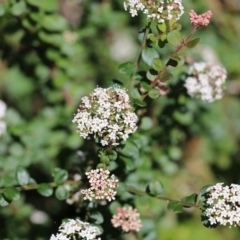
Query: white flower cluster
[
  {"left": 204, "top": 183, "right": 240, "bottom": 227},
  {"left": 0, "top": 100, "right": 7, "bottom": 136},
  {"left": 184, "top": 62, "right": 227, "bottom": 102},
  {"left": 50, "top": 219, "right": 101, "bottom": 240},
  {"left": 123, "top": 0, "right": 184, "bottom": 23},
  {"left": 72, "top": 86, "right": 138, "bottom": 147}
]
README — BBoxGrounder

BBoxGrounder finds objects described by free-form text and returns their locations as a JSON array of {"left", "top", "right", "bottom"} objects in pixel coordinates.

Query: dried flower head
[
  {"left": 81, "top": 168, "right": 119, "bottom": 202},
  {"left": 189, "top": 9, "right": 212, "bottom": 27},
  {"left": 111, "top": 206, "right": 142, "bottom": 232},
  {"left": 72, "top": 86, "right": 138, "bottom": 147},
  {"left": 202, "top": 183, "right": 240, "bottom": 227},
  {"left": 184, "top": 62, "right": 227, "bottom": 102},
  {"left": 0, "top": 100, "right": 7, "bottom": 136},
  {"left": 50, "top": 219, "right": 101, "bottom": 240},
  {"left": 123, "top": 0, "right": 184, "bottom": 23}
]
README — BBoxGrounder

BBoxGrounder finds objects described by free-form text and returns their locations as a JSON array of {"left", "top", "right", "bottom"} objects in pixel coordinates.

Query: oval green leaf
[
  {"left": 16, "top": 167, "right": 30, "bottom": 186},
  {"left": 3, "top": 187, "right": 20, "bottom": 202},
  {"left": 146, "top": 180, "right": 164, "bottom": 196},
  {"left": 152, "top": 58, "right": 163, "bottom": 71},
  {"left": 148, "top": 88, "right": 160, "bottom": 99},
  {"left": 52, "top": 168, "right": 68, "bottom": 185},
  {"left": 0, "top": 194, "right": 9, "bottom": 207},
  {"left": 160, "top": 71, "right": 173, "bottom": 82},
  {"left": 167, "top": 30, "right": 182, "bottom": 47},
  {"left": 131, "top": 88, "right": 141, "bottom": 99},
  {"left": 186, "top": 38, "right": 200, "bottom": 48},
  {"left": 134, "top": 99, "right": 147, "bottom": 107},
  {"left": 37, "top": 183, "right": 53, "bottom": 197},
  {"left": 42, "top": 15, "right": 68, "bottom": 31},
  {"left": 55, "top": 186, "right": 70, "bottom": 200},
  {"left": 181, "top": 193, "right": 198, "bottom": 208},
  {"left": 118, "top": 62, "right": 136, "bottom": 75},
  {"left": 167, "top": 200, "right": 183, "bottom": 213},
  {"left": 141, "top": 82, "right": 151, "bottom": 92},
  {"left": 142, "top": 47, "right": 159, "bottom": 66}
]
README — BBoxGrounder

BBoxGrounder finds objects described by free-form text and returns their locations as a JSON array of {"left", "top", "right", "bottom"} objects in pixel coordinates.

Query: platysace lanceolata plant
[{"left": 0, "top": 1, "right": 233, "bottom": 239}]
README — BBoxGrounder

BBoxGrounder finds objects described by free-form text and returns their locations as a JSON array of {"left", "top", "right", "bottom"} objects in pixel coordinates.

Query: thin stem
[
  {"left": 141, "top": 26, "right": 199, "bottom": 100},
  {"left": 127, "top": 186, "right": 200, "bottom": 208},
  {"left": 128, "top": 21, "right": 152, "bottom": 92},
  {"left": 0, "top": 180, "right": 78, "bottom": 194}
]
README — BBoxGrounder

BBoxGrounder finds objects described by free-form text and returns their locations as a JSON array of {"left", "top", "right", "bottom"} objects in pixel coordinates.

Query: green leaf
[
  {"left": 181, "top": 193, "right": 198, "bottom": 208},
  {"left": 140, "top": 116, "right": 153, "bottom": 130},
  {"left": 134, "top": 99, "right": 147, "bottom": 107},
  {"left": 186, "top": 38, "right": 200, "bottom": 48},
  {"left": 142, "top": 47, "right": 159, "bottom": 66},
  {"left": 0, "top": 5, "right": 5, "bottom": 16},
  {"left": 89, "top": 212, "right": 104, "bottom": 224},
  {"left": 16, "top": 167, "right": 30, "bottom": 186},
  {"left": 3, "top": 187, "right": 20, "bottom": 202},
  {"left": 146, "top": 180, "right": 164, "bottom": 196},
  {"left": 148, "top": 33, "right": 157, "bottom": 43},
  {"left": 0, "top": 194, "right": 9, "bottom": 207},
  {"left": 118, "top": 62, "right": 136, "bottom": 75},
  {"left": 55, "top": 186, "right": 70, "bottom": 200},
  {"left": 11, "top": 1, "right": 27, "bottom": 16},
  {"left": 108, "top": 150, "right": 118, "bottom": 161},
  {"left": 131, "top": 88, "right": 141, "bottom": 99},
  {"left": 160, "top": 71, "right": 173, "bottom": 82},
  {"left": 148, "top": 88, "right": 160, "bottom": 99},
  {"left": 167, "top": 58, "right": 178, "bottom": 67},
  {"left": 158, "top": 23, "right": 167, "bottom": 33},
  {"left": 52, "top": 168, "right": 68, "bottom": 185},
  {"left": 26, "top": 0, "right": 58, "bottom": 12},
  {"left": 152, "top": 58, "right": 163, "bottom": 71},
  {"left": 141, "top": 82, "right": 151, "bottom": 92},
  {"left": 42, "top": 15, "right": 68, "bottom": 31},
  {"left": 201, "top": 211, "right": 218, "bottom": 229},
  {"left": 120, "top": 141, "right": 139, "bottom": 158},
  {"left": 167, "top": 30, "right": 182, "bottom": 47},
  {"left": 146, "top": 69, "right": 158, "bottom": 81},
  {"left": 198, "top": 184, "right": 212, "bottom": 205},
  {"left": 38, "top": 31, "right": 63, "bottom": 46},
  {"left": 167, "top": 200, "right": 183, "bottom": 213},
  {"left": 37, "top": 183, "right": 53, "bottom": 197}
]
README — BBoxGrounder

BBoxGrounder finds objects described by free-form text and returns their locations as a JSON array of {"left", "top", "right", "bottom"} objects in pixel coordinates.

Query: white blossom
[
  {"left": 123, "top": 0, "right": 184, "bottom": 23},
  {"left": 184, "top": 62, "right": 227, "bottom": 102},
  {"left": 50, "top": 219, "right": 101, "bottom": 240},
  {"left": 203, "top": 183, "right": 240, "bottom": 227},
  {"left": 72, "top": 85, "right": 138, "bottom": 147}
]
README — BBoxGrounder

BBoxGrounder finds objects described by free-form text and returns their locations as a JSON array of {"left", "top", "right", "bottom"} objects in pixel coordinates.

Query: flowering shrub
[
  {"left": 72, "top": 86, "right": 138, "bottom": 146},
  {"left": 1, "top": 0, "right": 239, "bottom": 239},
  {"left": 184, "top": 62, "right": 226, "bottom": 102}
]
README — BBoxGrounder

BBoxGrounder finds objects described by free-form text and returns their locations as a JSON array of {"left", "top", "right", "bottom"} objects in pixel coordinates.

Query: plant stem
[
  {"left": 127, "top": 186, "right": 200, "bottom": 208},
  {"left": 0, "top": 180, "right": 78, "bottom": 194},
  {"left": 128, "top": 21, "right": 152, "bottom": 92},
  {"left": 141, "top": 26, "right": 198, "bottom": 100}
]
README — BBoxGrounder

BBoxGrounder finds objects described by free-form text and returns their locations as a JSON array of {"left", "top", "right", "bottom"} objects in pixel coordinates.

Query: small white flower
[
  {"left": 123, "top": 0, "right": 184, "bottom": 23},
  {"left": 184, "top": 62, "right": 227, "bottom": 102},
  {"left": 50, "top": 219, "right": 101, "bottom": 240},
  {"left": 203, "top": 183, "right": 240, "bottom": 227},
  {"left": 73, "top": 85, "right": 138, "bottom": 147}
]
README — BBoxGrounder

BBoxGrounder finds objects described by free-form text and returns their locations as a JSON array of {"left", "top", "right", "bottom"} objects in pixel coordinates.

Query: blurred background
[{"left": 0, "top": 0, "right": 240, "bottom": 239}]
